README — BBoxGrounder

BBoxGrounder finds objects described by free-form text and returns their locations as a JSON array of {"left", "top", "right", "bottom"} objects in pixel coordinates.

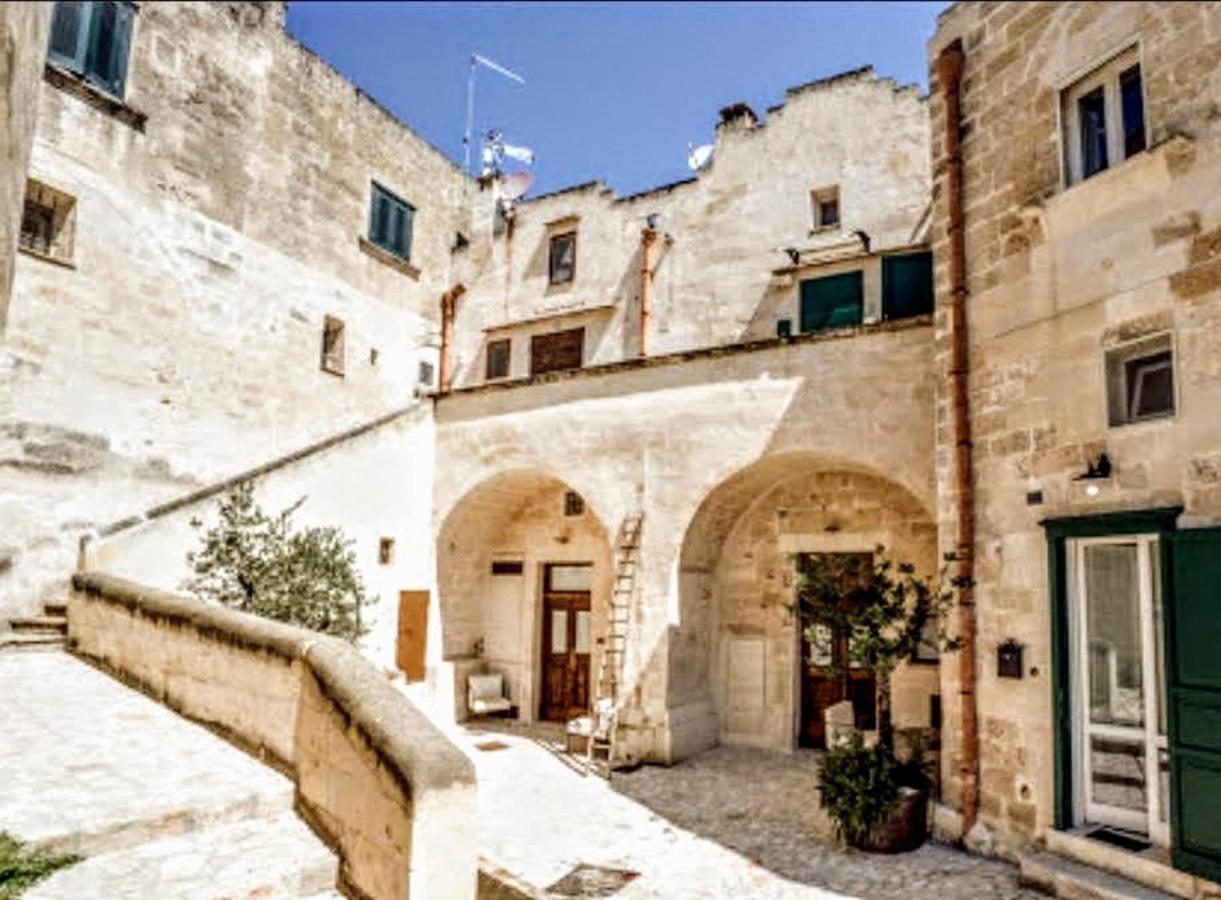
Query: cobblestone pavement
[{"left": 455, "top": 722, "right": 1043, "bottom": 900}]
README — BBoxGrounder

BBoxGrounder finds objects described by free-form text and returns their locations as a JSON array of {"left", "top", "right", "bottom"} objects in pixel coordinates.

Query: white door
[{"left": 1070, "top": 536, "right": 1169, "bottom": 845}]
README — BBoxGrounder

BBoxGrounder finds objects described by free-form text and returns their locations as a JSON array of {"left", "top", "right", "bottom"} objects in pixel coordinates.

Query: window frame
[
  {"left": 320, "top": 315, "right": 346, "bottom": 377},
  {"left": 18, "top": 179, "right": 77, "bottom": 266},
  {"left": 485, "top": 338, "right": 511, "bottom": 381},
  {"left": 47, "top": 1, "right": 137, "bottom": 100},
  {"left": 1059, "top": 43, "right": 1147, "bottom": 188},
  {"left": 1104, "top": 331, "right": 1176, "bottom": 428},
  {"left": 548, "top": 231, "right": 577, "bottom": 285},
  {"left": 368, "top": 181, "right": 415, "bottom": 262}
]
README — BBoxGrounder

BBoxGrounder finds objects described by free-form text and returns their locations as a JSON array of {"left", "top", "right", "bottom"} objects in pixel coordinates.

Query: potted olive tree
[{"left": 792, "top": 548, "right": 962, "bottom": 852}]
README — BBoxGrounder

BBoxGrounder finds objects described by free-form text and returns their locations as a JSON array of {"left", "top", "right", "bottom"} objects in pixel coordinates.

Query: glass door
[{"left": 1070, "top": 536, "right": 1169, "bottom": 844}]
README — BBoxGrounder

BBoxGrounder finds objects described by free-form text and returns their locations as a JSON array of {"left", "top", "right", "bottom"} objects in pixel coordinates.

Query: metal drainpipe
[
  {"left": 639, "top": 228, "right": 658, "bottom": 358},
  {"left": 936, "top": 38, "right": 980, "bottom": 836},
  {"left": 438, "top": 284, "right": 465, "bottom": 393}
]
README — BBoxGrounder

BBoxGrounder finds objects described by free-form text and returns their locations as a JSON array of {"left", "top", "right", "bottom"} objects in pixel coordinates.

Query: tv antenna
[{"left": 463, "top": 54, "right": 526, "bottom": 177}]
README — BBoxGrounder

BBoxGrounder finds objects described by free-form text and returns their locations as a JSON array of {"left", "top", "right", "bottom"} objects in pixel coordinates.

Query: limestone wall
[
  {"left": 0, "top": 2, "right": 51, "bottom": 330},
  {"left": 83, "top": 406, "right": 437, "bottom": 672},
  {"left": 68, "top": 571, "right": 477, "bottom": 900},
  {"left": 928, "top": 1, "right": 1221, "bottom": 851},
  {"left": 2, "top": 2, "right": 467, "bottom": 618},
  {"left": 450, "top": 68, "right": 930, "bottom": 387},
  {"left": 433, "top": 319, "right": 937, "bottom": 760}
]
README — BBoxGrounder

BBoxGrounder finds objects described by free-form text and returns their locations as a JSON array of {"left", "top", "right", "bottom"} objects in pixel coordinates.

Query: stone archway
[
  {"left": 670, "top": 453, "right": 939, "bottom": 758},
  {"left": 435, "top": 469, "right": 613, "bottom": 724}
]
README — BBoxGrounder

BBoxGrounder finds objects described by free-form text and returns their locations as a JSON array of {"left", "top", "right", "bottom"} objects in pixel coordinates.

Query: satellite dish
[
  {"left": 687, "top": 143, "right": 714, "bottom": 171},
  {"left": 501, "top": 171, "right": 534, "bottom": 201}
]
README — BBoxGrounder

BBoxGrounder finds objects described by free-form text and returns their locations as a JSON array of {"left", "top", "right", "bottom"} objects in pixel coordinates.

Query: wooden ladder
[{"left": 588, "top": 512, "right": 642, "bottom": 774}]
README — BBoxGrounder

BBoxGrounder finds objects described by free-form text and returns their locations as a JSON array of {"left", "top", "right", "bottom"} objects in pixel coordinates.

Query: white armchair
[{"left": 467, "top": 673, "right": 512, "bottom": 717}]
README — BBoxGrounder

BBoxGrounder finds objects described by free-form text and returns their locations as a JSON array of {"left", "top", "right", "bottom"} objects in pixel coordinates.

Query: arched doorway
[
  {"left": 673, "top": 454, "right": 939, "bottom": 754},
  {"left": 436, "top": 469, "right": 613, "bottom": 724}
]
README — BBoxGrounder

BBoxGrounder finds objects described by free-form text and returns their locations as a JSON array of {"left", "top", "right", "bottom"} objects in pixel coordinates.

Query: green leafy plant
[
  {"left": 790, "top": 547, "right": 962, "bottom": 751},
  {"left": 185, "top": 481, "right": 370, "bottom": 642},
  {"left": 816, "top": 733, "right": 900, "bottom": 846},
  {"left": 0, "top": 832, "right": 81, "bottom": 899}
]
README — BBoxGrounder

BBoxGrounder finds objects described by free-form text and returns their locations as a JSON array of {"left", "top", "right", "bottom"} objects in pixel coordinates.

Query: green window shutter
[
  {"left": 48, "top": 1, "right": 90, "bottom": 73},
  {"left": 368, "top": 184, "right": 414, "bottom": 261},
  {"left": 82, "top": 1, "right": 134, "bottom": 98},
  {"left": 400, "top": 204, "right": 414, "bottom": 261},
  {"left": 1168, "top": 528, "right": 1221, "bottom": 882},
  {"left": 799, "top": 271, "right": 864, "bottom": 333},
  {"left": 881, "top": 251, "right": 934, "bottom": 321}
]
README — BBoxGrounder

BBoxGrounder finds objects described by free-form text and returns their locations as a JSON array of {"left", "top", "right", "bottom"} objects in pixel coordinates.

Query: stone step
[
  {"left": 0, "top": 633, "right": 65, "bottom": 651},
  {"left": 43, "top": 601, "right": 67, "bottom": 617},
  {"left": 24, "top": 812, "right": 338, "bottom": 899},
  {"left": 1044, "top": 830, "right": 1204, "bottom": 899},
  {"left": 1019, "top": 850, "right": 1180, "bottom": 900},
  {"left": 9, "top": 615, "right": 68, "bottom": 635}
]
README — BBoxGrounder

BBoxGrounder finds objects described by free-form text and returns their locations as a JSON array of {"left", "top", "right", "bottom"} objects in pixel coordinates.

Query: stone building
[{"left": 928, "top": 0, "right": 1221, "bottom": 890}]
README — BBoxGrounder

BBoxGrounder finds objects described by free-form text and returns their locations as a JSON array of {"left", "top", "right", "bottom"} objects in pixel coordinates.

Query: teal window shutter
[
  {"left": 799, "top": 271, "right": 864, "bottom": 333},
  {"left": 48, "top": 1, "right": 90, "bottom": 71},
  {"left": 48, "top": 1, "right": 135, "bottom": 99},
  {"left": 368, "top": 183, "right": 414, "bottom": 261},
  {"left": 881, "top": 251, "right": 934, "bottom": 321}
]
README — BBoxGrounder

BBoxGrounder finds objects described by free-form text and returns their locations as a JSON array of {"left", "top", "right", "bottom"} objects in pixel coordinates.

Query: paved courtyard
[{"left": 449, "top": 721, "right": 1044, "bottom": 899}]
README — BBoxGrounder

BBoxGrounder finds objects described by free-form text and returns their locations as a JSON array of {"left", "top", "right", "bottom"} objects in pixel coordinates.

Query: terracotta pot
[{"left": 852, "top": 786, "right": 929, "bottom": 853}]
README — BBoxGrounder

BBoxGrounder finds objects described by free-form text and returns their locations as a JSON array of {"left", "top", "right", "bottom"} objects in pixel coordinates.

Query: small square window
[
  {"left": 486, "top": 338, "right": 511, "bottom": 380},
  {"left": 564, "top": 491, "right": 585, "bottom": 517},
  {"left": 549, "top": 231, "right": 576, "bottom": 285},
  {"left": 1062, "top": 47, "right": 1145, "bottom": 185},
  {"left": 369, "top": 182, "right": 414, "bottom": 260},
  {"left": 378, "top": 537, "right": 395, "bottom": 565},
  {"left": 18, "top": 180, "right": 76, "bottom": 264},
  {"left": 417, "top": 360, "right": 435, "bottom": 387},
  {"left": 321, "top": 315, "right": 345, "bottom": 376},
  {"left": 811, "top": 187, "right": 840, "bottom": 230},
  {"left": 1106, "top": 333, "right": 1175, "bottom": 426}
]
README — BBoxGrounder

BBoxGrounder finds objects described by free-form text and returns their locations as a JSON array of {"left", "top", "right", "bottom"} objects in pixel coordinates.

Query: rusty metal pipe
[
  {"left": 639, "top": 228, "right": 658, "bottom": 358},
  {"left": 937, "top": 39, "right": 980, "bottom": 836},
  {"left": 438, "top": 284, "right": 465, "bottom": 393}
]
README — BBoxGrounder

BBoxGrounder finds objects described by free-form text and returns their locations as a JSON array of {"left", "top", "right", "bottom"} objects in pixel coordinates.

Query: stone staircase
[
  {"left": 1019, "top": 829, "right": 1218, "bottom": 900},
  {"left": 2, "top": 651, "right": 340, "bottom": 899},
  {"left": 1, "top": 600, "right": 67, "bottom": 651}
]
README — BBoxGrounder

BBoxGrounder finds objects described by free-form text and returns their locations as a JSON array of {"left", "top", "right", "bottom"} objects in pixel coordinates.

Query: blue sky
[{"left": 287, "top": 2, "right": 949, "bottom": 197}]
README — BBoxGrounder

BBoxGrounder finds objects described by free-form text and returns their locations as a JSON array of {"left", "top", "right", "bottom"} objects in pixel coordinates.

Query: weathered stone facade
[
  {"left": 929, "top": 0, "right": 1221, "bottom": 866},
  {"left": 2, "top": 1, "right": 464, "bottom": 618}
]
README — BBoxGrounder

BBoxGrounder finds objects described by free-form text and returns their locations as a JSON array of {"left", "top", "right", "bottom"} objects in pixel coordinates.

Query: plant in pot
[{"left": 791, "top": 548, "right": 961, "bottom": 852}]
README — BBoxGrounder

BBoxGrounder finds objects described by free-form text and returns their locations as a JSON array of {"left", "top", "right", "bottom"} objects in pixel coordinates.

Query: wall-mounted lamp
[
  {"left": 783, "top": 246, "right": 800, "bottom": 265},
  {"left": 1074, "top": 452, "right": 1112, "bottom": 496},
  {"left": 645, "top": 213, "right": 661, "bottom": 230}
]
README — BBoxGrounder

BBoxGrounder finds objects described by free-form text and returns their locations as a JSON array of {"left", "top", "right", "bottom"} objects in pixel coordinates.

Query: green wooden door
[
  {"left": 1169, "top": 528, "right": 1221, "bottom": 881},
  {"left": 881, "top": 252, "right": 934, "bottom": 321},
  {"left": 799, "top": 271, "right": 863, "bottom": 333}
]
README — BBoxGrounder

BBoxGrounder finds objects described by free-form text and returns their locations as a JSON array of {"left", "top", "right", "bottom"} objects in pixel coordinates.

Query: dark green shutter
[
  {"left": 368, "top": 184, "right": 413, "bottom": 261},
  {"left": 882, "top": 251, "right": 934, "bottom": 321},
  {"left": 48, "top": 1, "right": 89, "bottom": 72},
  {"left": 799, "top": 271, "right": 864, "bottom": 333},
  {"left": 1168, "top": 528, "right": 1221, "bottom": 882},
  {"left": 400, "top": 204, "right": 413, "bottom": 261}
]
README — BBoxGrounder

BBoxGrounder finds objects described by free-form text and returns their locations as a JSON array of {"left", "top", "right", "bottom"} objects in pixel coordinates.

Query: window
[
  {"left": 485, "top": 338, "right": 510, "bottom": 380},
  {"left": 1062, "top": 47, "right": 1146, "bottom": 185},
  {"left": 530, "top": 327, "right": 584, "bottom": 375},
  {"left": 18, "top": 180, "right": 76, "bottom": 264},
  {"left": 549, "top": 231, "right": 576, "bottom": 285},
  {"left": 417, "top": 360, "right": 435, "bottom": 387},
  {"left": 1106, "top": 333, "right": 1175, "bottom": 426},
  {"left": 47, "top": 1, "right": 136, "bottom": 99},
  {"left": 491, "top": 560, "right": 524, "bottom": 576},
  {"left": 881, "top": 251, "right": 934, "bottom": 321},
  {"left": 811, "top": 186, "right": 840, "bottom": 230},
  {"left": 564, "top": 491, "right": 585, "bottom": 517},
  {"left": 378, "top": 538, "right": 395, "bottom": 565},
  {"left": 321, "top": 315, "right": 345, "bottom": 376},
  {"left": 799, "top": 271, "right": 864, "bottom": 333},
  {"left": 368, "top": 182, "right": 414, "bottom": 260}
]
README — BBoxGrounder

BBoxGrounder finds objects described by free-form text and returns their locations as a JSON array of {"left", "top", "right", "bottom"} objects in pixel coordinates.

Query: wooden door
[
  {"left": 797, "top": 552, "right": 876, "bottom": 749},
  {"left": 539, "top": 564, "right": 592, "bottom": 722},
  {"left": 396, "top": 590, "right": 429, "bottom": 683},
  {"left": 1168, "top": 528, "right": 1221, "bottom": 879}
]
